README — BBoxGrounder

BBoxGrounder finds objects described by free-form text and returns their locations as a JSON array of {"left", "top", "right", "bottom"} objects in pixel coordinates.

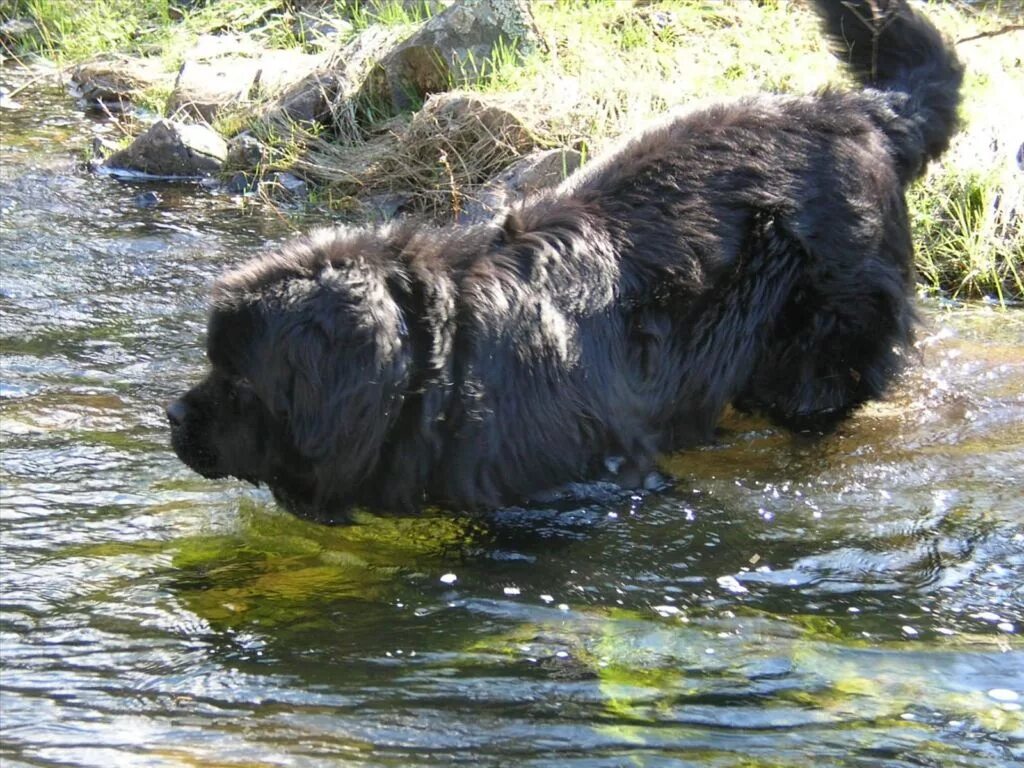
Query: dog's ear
[
  {"left": 255, "top": 274, "right": 413, "bottom": 489},
  {"left": 207, "top": 301, "right": 261, "bottom": 372}
]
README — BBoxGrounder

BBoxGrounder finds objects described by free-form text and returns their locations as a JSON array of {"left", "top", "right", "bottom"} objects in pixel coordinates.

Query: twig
[
  {"left": 5, "top": 67, "right": 59, "bottom": 99},
  {"left": 957, "top": 25, "right": 1024, "bottom": 45}
]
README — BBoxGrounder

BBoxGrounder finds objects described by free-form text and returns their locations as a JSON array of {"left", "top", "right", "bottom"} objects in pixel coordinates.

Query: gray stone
[
  {"left": 293, "top": 11, "right": 355, "bottom": 51},
  {"left": 458, "top": 147, "right": 582, "bottom": 223},
  {"left": 133, "top": 191, "right": 161, "bottom": 209},
  {"left": 225, "top": 172, "right": 256, "bottom": 195},
  {"left": 0, "top": 18, "right": 41, "bottom": 48},
  {"left": 361, "top": 192, "right": 413, "bottom": 221},
  {"left": 167, "top": 35, "right": 327, "bottom": 121},
  {"left": 69, "top": 57, "right": 171, "bottom": 113},
  {"left": 361, "top": 0, "right": 540, "bottom": 113},
  {"left": 265, "top": 172, "right": 309, "bottom": 200},
  {"left": 225, "top": 133, "right": 267, "bottom": 171},
  {"left": 264, "top": 25, "right": 408, "bottom": 131},
  {"left": 103, "top": 119, "right": 227, "bottom": 177}
]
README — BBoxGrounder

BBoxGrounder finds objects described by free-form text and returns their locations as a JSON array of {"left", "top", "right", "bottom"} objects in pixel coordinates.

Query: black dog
[{"left": 169, "top": 0, "right": 963, "bottom": 523}]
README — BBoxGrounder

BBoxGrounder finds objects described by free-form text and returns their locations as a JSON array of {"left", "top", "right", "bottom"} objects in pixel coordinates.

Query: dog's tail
[{"left": 808, "top": 0, "right": 964, "bottom": 183}]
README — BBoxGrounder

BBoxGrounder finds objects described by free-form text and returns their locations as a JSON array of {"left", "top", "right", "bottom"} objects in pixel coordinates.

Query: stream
[{"left": 2, "top": 69, "right": 1023, "bottom": 767}]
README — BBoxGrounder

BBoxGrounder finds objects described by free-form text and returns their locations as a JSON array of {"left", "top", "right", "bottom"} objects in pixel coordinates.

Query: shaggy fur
[{"left": 168, "top": 0, "right": 963, "bottom": 523}]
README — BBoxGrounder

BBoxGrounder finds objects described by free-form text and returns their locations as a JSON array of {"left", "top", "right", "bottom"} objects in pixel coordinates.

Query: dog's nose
[{"left": 166, "top": 399, "right": 187, "bottom": 427}]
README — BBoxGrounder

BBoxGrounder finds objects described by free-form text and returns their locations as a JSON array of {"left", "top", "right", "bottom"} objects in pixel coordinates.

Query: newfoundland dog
[{"left": 169, "top": 0, "right": 963, "bottom": 523}]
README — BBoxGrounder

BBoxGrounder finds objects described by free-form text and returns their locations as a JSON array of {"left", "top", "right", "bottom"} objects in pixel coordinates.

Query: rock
[
  {"left": 346, "top": 91, "right": 542, "bottom": 218},
  {"left": 401, "top": 91, "right": 537, "bottom": 172},
  {"left": 0, "top": 89, "right": 21, "bottom": 111},
  {"left": 69, "top": 57, "right": 172, "bottom": 113},
  {"left": 133, "top": 191, "right": 161, "bottom": 209},
  {"left": 86, "top": 136, "right": 122, "bottom": 171},
  {"left": 263, "top": 25, "right": 408, "bottom": 132},
  {"left": 103, "top": 119, "right": 227, "bottom": 177},
  {"left": 361, "top": 0, "right": 540, "bottom": 114},
  {"left": 225, "top": 172, "right": 257, "bottom": 195},
  {"left": 225, "top": 133, "right": 267, "bottom": 171},
  {"left": 167, "top": 34, "right": 327, "bottom": 122},
  {"left": 0, "top": 18, "right": 42, "bottom": 50},
  {"left": 360, "top": 192, "right": 413, "bottom": 221},
  {"left": 264, "top": 172, "right": 309, "bottom": 200},
  {"left": 293, "top": 11, "right": 355, "bottom": 51},
  {"left": 262, "top": 69, "right": 345, "bottom": 127},
  {"left": 459, "top": 147, "right": 582, "bottom": 222}
]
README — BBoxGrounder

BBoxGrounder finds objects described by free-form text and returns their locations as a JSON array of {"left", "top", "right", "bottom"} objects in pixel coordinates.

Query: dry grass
[{"left": 295, "top": 91, "right": 544, "bottom": 217}]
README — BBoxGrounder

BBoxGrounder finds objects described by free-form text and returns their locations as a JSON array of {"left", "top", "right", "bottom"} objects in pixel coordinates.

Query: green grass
[
  {"left": 912, "top": 170, "right": 1024, "bottom": 304},
  {"left": 6, "top": 0, "right": 173, "bottom": 61},
  {"left": 907, "top": 4, "right": 1024, "bottom": 303},
  {"left": 343, "top": 0, "right": 437, "bottom": 30}
]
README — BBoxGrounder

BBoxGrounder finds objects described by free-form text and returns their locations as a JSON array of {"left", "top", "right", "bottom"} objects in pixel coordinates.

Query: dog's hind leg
[{"left": 662, "top": 212, "right": 808, "bottom": 447}]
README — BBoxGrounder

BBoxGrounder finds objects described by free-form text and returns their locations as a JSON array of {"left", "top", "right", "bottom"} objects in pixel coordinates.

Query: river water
[{"left": 2, "top": 71, "right": 1023, "bottom": 767}]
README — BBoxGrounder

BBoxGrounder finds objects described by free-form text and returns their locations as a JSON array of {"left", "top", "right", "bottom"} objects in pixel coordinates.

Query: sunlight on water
[{"left": 1, "top": 74, "right": 1022, "bottom": 767}]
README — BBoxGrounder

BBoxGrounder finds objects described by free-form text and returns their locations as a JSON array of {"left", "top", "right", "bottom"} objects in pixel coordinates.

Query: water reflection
[{"left": 1, "top": 74, "right": 1022, "bottom": 767}]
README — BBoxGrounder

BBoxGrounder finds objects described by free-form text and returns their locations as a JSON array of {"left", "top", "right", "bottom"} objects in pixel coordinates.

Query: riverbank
[{"left": 2, "top": 0, "right": 1022, "bottom": 302}]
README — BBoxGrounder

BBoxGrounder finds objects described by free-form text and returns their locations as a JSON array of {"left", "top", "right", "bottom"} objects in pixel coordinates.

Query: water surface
[{"left": 2, "top": 71, "right": 1022, "bottom": 767}]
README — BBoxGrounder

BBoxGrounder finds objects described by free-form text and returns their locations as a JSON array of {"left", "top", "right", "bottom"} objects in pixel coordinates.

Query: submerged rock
[
  {"left": 225, "top": 172, "right": 257, "bottom": 195},
  {"left": 133, "top": 191, "right": 161, "bottom": 209},
  {"left": 103, "top": 119, "right": 227, "bottom": 178}
]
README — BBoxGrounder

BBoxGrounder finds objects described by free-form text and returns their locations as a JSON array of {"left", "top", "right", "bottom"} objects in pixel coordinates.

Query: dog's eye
[{"left": 227, "top": 376, "right": 256, "bottom": 406}]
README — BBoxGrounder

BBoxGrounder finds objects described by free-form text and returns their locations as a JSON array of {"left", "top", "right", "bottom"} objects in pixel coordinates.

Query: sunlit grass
[
  {"left": 912, "top": 170, "right": 1024, "bottom": 304},
  {"left": 7, "top": 0, "right": 173, "bottom": 61},
  {"left": 343, "top": 0, "right": 437, "bottom": 30}
]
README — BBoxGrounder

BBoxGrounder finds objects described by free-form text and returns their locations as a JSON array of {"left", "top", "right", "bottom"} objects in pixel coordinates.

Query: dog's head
[{"left": 168, "top": 227, "right": 421, "bottom": 523}]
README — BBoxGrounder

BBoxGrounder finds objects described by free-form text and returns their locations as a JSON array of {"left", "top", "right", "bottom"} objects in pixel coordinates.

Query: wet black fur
[{"left": 169, "top": 0, "right": 963, "bottom": 523}]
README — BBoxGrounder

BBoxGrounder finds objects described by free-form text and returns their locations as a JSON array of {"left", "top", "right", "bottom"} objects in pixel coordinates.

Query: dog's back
[{"left": 443, "top": 0, "right": 967, "bottom": 493}]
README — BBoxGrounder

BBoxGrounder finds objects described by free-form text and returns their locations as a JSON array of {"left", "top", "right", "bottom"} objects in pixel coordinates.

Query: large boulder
[
  {"left": 262, "top": 25, "right": 408, "bottom": 133},
  {"left": 361, "top": 0, "right": 540, "bottom": 114},
  {"left": 167, "top": 34, "right": 327, "bottom": 122},
  {"left": 102, "top": 119, "right": 227, "bottom": 177}
]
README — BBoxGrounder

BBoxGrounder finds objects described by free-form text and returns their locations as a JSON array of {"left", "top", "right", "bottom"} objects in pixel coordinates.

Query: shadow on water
[{"left": 2, "top": 71, "right": 1022, "bottom": 767}]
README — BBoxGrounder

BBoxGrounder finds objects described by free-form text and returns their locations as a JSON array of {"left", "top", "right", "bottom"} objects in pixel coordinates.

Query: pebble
[
  {"left": 988, "top": 688, "right": 1019, "bottom": 703},
  {"left": 133, "top": 191, "right": 161, "bottom": 209}
]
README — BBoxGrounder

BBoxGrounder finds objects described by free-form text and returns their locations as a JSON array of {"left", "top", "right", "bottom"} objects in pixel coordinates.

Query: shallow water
[{"left": 2, "top": 73, "right": 1023, "bottom": 768}]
